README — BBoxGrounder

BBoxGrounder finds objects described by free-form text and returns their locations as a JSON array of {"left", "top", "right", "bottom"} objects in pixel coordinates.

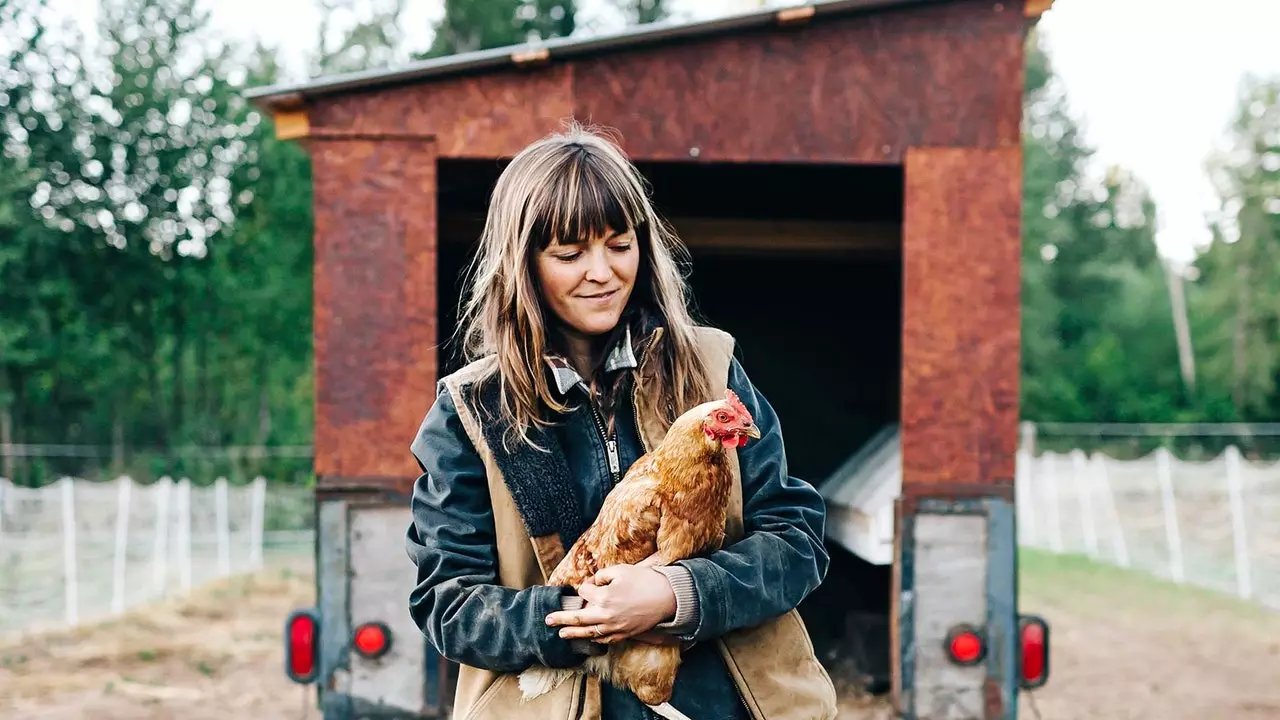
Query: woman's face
[{"left": 535, "top": 227, "right": 640, "bottom": 338}]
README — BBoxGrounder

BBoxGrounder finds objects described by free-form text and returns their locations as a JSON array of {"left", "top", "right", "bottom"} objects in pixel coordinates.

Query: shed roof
[{"left": 246, "top": 0, "right": 1047, "bottom": 110}]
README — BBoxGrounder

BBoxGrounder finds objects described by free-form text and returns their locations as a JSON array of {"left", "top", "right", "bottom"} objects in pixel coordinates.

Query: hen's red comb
[{"left": 725, "top": 389, "right": 751, "bottom": 422}]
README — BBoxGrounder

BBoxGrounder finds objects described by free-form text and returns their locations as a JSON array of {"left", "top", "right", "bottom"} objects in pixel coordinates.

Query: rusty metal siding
[
  {"left": 311, "top": 136, "right": 438, "bottom": 490},
  {"left": 309, "top": 66, "right": 576, "bottom": 159},
  {"left": 306, "top": 0, "right": 1025, "bottom": 164},
  {"left": 900, "top": 146, "right": 1021, "bottom": 491},
  {"left": 572, "top": 0, "right": 1025, "bottom": 164}
]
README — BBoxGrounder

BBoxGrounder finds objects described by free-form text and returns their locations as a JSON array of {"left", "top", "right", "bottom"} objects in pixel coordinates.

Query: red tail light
[
  {"left": 284, "top": 609, "right": 320, "bottom": 684},
  {"left": 353, "top": 621, "right": 392, "bottom": 660},
  {"left": 1019, "top": 614, "right": 1050, "bottom": 689},
  {"left": 944, "top": 624, "right": 986, "bottom": 666}
]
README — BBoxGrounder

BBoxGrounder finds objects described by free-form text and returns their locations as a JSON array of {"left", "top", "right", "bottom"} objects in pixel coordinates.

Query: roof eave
[{"left": 244, "top": 0, "right": 977, "bottom": 111}]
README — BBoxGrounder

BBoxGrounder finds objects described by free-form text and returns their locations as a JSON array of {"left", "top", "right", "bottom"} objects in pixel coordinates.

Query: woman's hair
[{"left": 454, "top": 121, "right": 713, "bottom": 449}]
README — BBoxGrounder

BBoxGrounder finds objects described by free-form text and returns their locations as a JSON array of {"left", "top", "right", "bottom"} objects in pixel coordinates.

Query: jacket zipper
[{"left": 588, "top": 398, "right": 621, "bottom": 484}]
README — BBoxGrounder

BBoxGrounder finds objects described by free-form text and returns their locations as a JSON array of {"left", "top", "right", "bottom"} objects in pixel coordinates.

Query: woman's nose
[{"left": 584, "top": 248, "right": 613, "bottom": 283}]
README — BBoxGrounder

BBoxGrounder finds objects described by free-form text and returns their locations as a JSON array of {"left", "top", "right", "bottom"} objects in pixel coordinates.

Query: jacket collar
[{"left": 543, "top": 323, "right": 640, "bottom": 396}]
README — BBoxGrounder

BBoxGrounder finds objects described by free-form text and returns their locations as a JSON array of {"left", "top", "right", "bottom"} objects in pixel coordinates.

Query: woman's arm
[
  {"left": 667, "top": 356, "right": 830, "bottom": 643},
  {"left": 405, "top": 386, "right": 586, "bottom": 672}
]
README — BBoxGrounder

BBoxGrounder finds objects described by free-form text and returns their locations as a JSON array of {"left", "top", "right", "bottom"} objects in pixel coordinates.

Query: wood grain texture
[
  {"left": 306, "top": 0, "right": 1025, "bottom": 163},
  {"left": 311, "top": 137, "right": 438, "bottom": 486},
  {"left": 900, "top": 147, "right": 1021, "bottom": 491}
]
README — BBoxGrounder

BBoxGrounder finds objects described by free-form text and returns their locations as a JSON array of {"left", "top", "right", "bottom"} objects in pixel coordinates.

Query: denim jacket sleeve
[
  {"left": 404, "top": 385, "right": 585, "bottom": 672},
  {"left": 671, "top": 356, "right": 830, "bottom": 643}
]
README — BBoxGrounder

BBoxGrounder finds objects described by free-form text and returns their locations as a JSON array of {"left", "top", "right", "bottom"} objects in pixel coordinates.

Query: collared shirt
[{"left": 543, "top": 323, "right": 640, "bottom": 397}]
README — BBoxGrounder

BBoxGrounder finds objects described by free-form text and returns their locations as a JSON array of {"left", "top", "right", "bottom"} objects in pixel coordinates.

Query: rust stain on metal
[
  {"left": 983, "top": 677, "right": 1004, "bottom": 718},
  {"left": 311, "top": 137, "right": 438, "bottom": 490},
  {"left": 310, "top": 66, "right": 575, "bottom": 159},
  {"left": 307, "top": 0, "right": 1024, "bottom": 163},
  {"left": 900, "top": 146, "right": 1021, "bottom": 489},
  {"left": 903, "top": 481, "right": 1015, "bottom": 501}
]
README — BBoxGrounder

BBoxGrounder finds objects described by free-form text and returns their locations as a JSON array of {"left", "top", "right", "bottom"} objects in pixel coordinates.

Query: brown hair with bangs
[{"left": 454, "top": 121, "right": 714, "bottom": 450}]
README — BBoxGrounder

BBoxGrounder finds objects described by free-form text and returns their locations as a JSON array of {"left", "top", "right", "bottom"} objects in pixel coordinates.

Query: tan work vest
[{"left": 438, "top": 326, "right": 838, "bottom": 720}]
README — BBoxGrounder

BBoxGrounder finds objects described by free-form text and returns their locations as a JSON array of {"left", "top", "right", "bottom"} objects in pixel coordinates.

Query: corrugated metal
[
  {"left": 245, "top": 0, "right": 956, "bottom": 108},
  {"left": 820, "top": 425, "right": 901, "bottom": 565}
]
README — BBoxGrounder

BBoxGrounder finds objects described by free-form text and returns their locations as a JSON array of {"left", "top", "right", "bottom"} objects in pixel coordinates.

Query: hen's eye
[{"left": 716, "top": 411, "right": 729, "bottom": 423}]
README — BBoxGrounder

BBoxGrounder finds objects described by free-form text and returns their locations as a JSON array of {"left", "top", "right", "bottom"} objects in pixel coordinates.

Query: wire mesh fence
[
  {"left": 1016, "top": 445, "right": 1280, "bottom": 609},
  {"left": 0, "top": 475, "right": 315, "bottom": 639}
]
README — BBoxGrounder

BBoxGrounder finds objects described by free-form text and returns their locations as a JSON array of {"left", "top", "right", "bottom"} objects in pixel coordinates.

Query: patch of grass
[
  {"left": 136, "top": 650, "right": 157, "bottom": 662},
  {"left": 1018, "top": 548, "right": 1277, "bottom": 624}
]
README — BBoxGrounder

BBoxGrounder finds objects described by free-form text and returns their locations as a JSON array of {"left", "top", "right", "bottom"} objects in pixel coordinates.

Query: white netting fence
[
  {"left": 1016, "top": 446, "right": 1280, "bottom": 608},
  {"left": 0, "top": 476, "right": 315, "bottom": 638}
]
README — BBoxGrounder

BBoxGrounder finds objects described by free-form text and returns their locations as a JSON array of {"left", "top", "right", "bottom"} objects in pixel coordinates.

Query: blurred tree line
[
  {"left": 1022, "top": 31, "right": 1280, "bottom": 458},
  {"left": 0, "top": 3, "right": 1277, "bottom": 485}
]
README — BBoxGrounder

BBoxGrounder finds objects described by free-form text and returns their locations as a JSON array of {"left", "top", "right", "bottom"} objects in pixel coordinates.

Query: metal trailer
[{"left": 246, "top": 1, "right": 1054, "bottom": 717}]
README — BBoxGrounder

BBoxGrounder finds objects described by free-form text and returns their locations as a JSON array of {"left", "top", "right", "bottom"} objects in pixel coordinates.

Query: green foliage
[
  {"left": 418, "top": 0, "right": 576, "bottom": 59},
  {"left": 1187, "top": 74, "right": 1280, "bottom": 420},
  {"left": 1021, "top": 29, "right": 1189, "bottom": 428}
]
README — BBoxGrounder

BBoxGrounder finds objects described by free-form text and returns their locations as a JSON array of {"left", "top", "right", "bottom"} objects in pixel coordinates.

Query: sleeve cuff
[
  {"left": 559, "top": 593, "right": 605, "bottom": 656},
  {"left": 652, "top": 565, "right": 700, "bottom": 636}
]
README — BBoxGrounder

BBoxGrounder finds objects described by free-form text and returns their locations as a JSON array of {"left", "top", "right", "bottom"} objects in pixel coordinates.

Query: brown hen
[{"left": 517, "top": 389, "right": 759, "bottom": 718}]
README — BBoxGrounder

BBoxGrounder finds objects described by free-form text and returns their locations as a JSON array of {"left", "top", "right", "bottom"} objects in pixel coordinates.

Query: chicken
[{"left": 517, "top": 389, "right": 760, "bottom": 718}]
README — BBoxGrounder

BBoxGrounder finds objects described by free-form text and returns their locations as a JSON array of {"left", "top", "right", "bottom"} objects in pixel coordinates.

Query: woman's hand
[{"left": 545, "top": 564, "right": 677, "bottom": 645}]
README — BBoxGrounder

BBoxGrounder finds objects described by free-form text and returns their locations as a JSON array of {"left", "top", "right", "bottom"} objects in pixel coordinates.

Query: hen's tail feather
[
  {"left": 646, "top": 702, "right": 695, "bottom": 720},
  {"left": 516, "top": 666, "right": 577, "bottom": 701}
]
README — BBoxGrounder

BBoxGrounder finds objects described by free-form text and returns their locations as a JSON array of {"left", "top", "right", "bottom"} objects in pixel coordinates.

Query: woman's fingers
[
  {"left": 588, "top": 564, "right": 626, "bottom": 586},
  {"left": 545, "top": 603, "right": 605, "bottom": 628}
]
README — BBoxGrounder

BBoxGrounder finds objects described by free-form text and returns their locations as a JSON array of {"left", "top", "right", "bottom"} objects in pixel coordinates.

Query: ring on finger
[{"left": 592, "top": 624, "right": 604, "bottom": 638}]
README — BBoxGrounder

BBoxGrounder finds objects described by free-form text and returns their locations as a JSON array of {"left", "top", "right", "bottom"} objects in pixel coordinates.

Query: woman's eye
[
  {"left": 608, "top": 243, "right": 633, "bottom": 252},
  {"left": 554, "top": 252, "right": 581, "bottom": 262}
]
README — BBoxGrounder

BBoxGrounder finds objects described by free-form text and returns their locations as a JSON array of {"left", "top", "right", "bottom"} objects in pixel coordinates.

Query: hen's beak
[{"left": 742, "top": 424, "right": 761, "bottom": 439}]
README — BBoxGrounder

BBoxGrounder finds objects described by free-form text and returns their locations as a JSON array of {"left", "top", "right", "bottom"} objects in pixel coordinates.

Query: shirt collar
[{"left": 544, "top": 324, "right": 639, "bottom": 396}]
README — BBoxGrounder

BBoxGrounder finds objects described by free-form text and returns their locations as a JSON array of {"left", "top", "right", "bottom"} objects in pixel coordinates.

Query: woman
[{"left": 405, "top": 124, "right": 837, "bottom": 720}]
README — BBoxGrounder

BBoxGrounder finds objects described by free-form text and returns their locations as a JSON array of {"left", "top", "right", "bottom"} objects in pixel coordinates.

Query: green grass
[{"left": 1018, "top": 548, "right": 1277, "bottom": 624}]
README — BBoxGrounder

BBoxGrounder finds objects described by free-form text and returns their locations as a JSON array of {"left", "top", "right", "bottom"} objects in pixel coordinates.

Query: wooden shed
[{"left": 248, "top": 1, "right": 1052, "bottom": 717}]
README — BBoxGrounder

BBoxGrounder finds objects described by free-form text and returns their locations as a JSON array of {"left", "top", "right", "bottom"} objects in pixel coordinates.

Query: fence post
[
  {"left": 249, "top": 476, "right": 266, "bottom": 570},
  {"left": 1016, "top": 449, "right": 1038, "bottom": 548},
  {"left": 1091, "top": 452, "right": 1130, "bottom": 568},
  {"left": 1071, "top": 449, "right": 1099, "bottom": 558},
  {"left": 215, "top": 476, "right": 231, "bottom": 577},
  {"left": 152, "top": 477, "right": 172, "bottom": 598},
  {"left": 61, "top": 476, "right": 78, "bottom": 627},
  {"left": 1045, "top": 453, "right": 1064, "bottom": 552},
  {"left": 1224, "top": 445, "right": 1253, "bottom": 599},
  {"left": 178, "top": 477, "right": 192, "bottom": 591},
  {"left": 112, "top": 475, "right": 133, "bottom": 615},
  {"left": 1154, "top": 447, "right": 1185, "bottom": 584}
]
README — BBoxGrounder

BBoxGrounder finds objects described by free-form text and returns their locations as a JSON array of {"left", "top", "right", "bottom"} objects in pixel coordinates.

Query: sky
[{"left": 50, "top": 0, "right": 1280, "bottom": 264}]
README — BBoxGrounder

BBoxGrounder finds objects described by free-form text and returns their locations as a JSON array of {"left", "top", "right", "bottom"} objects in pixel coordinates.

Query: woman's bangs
[{"left": 530, "top": 151, "right": 645, "bottom": 249}]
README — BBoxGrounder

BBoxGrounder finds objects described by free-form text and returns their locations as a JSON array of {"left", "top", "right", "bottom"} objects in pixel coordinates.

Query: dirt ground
[{"left": 2, "top": 551, "right": 1278, "bottom": 719}]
